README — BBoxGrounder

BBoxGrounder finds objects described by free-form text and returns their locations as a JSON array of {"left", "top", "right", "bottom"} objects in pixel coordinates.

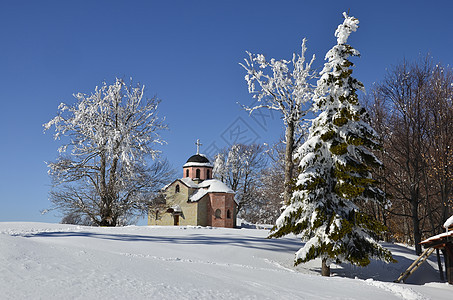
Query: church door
[{"left": 173, "top": 215, "right": 180, "bottom": 226}]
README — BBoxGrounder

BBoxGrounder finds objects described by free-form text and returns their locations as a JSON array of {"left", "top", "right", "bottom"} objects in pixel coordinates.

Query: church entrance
[{"left": 173, "top": 215, "right": 180, "bottom": 226}]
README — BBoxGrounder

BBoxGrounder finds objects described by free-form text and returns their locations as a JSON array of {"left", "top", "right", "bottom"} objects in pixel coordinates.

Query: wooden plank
[
  {"left": 395, "top": 247, "right": 434, "bottom": 283},
  {"left": 403, "top": 248, "right": 435, "bottom": 282}
]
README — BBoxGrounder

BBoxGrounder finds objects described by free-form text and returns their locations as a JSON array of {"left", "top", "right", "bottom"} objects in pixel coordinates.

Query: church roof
[
  {"left": 183, "top": 154, "right": 213, "bottom": 168},
  {"left": 162, "top": 178, "right": 237, "bottom": 205},
  {"left": 188, "top": 179, "right": 234, "bottom": 202},
  {"left": 186, "top": 154, "right": 210, "bottom": 163},
  {"left": 179, "top": 177, "right": 199, "bottom": 188}
]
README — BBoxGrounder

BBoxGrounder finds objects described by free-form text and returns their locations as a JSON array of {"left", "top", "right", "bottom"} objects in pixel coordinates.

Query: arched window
[
  {"left": 186, "top": 169, "right": 189, "bottom": 177},
  {"left": 227, "top": 209, "right": 231, "bottom": 219},
  {"left": 206, "top": 169, "right": 210, "bottom": 179},
  {"left": 175, "top": 184, "right": 180, "bottom": 193},
  {"left": 196, "top": 169, "right": 200, "bottom": 179},
  {"left": 215, "top": 209, "right": 221, "bottom": 219}
]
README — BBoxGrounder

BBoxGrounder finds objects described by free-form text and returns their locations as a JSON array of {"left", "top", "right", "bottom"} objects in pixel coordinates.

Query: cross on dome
[{"left": 195, "top": 139, "right": 202, "bottom": 154}]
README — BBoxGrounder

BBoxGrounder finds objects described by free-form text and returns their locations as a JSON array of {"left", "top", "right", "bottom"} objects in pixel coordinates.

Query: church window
[
  {"left": 175, "top": 184, "right": 180, "bottom": 193},
  {"left": 186, "top": 169, "right": 189, "bottom": 177},
  {"left": 155, "top": 210, "right": 159, "bottom": 220},
  {"left": 196, "top": 169, "right": 200, "bottom": 178},
  {"left": 215, "top": 209, "right": 221, "bottom": 219},
  {"left": 206, "top": 169, "right": 210, "bottom": 179},
  {"left": 227, "top": 209, "right": 231, "bottom": 219}
]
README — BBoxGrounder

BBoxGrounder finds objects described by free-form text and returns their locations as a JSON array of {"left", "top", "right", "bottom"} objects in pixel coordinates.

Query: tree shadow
[
  {"left": 24, "top": 229, "right": 302, "bottom": 253},
  {"left": 26, "top": 230, "right": 443, "bottom": 285}
]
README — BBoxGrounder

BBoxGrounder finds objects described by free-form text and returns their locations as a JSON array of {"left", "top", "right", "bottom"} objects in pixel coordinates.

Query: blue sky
[{"left": 1, "top": 0, "right": 452, "bottom": 223}]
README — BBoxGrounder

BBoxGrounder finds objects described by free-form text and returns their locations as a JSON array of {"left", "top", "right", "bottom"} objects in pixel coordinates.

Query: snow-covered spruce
[{"left": 269, "top": 12, "right": 394, "bottom": 275}]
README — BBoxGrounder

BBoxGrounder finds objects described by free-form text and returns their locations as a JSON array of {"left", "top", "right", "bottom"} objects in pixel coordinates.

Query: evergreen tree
[{"left": 269, "top": 12, "right": 394, "bottom": 276}]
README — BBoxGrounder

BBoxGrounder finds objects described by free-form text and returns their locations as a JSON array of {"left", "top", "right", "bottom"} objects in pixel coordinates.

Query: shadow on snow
[
  {"left": 23, "top": 229, "right": 444, "bottom": 284},
  {"left": 23, "top": 229, "right": 302, "bottom": 254}
]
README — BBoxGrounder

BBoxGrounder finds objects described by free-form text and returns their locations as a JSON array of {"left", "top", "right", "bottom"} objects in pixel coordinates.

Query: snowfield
[{"left": 0, "top": 222, "right": 451, "bottom": 299}]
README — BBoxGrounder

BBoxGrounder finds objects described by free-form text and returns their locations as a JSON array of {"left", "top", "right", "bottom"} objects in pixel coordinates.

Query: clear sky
[{"left": 1, "top": 0, "right": 452, "bottom": 223}]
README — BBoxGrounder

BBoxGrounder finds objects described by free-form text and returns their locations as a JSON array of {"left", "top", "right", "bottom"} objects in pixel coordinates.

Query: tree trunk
[
  {"left": 321, "top": 258, "right": 331, "bottom": 277},
  {"left": 443, "top": 246, "right": 453, "bottom": 284},
  {"left": 99, "top": 153, "right": 115, "bottom": 226},
  {"left": 411, "top": 198, "right": 422, "bottom": 255},
  {"left": 284, "top": 122, "right": 295, "bottom": 205},
  {"left": 100, "top": 194, "right": 116, "bottom": 226},
  {"left": 436, "top": 249, "right": 445, "bottom": 282},
  {"left": 423, "top": 169, "right": 444, "bottom": 281}
]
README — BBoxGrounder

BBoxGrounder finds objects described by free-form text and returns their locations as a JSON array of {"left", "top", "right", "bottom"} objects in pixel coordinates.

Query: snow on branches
[
  {"left": 44, "top": 79, "right": 166, "bottom": 170},
  {"left": 240, "top": 38, "right": 316, "bottom": 128},
  {"left": 240, "top": 39, "right": 316, "bottom": 206},
  {"left": 43, "top": 78, "right": 169, "bottom": 226},
  {"left": 270, "top": 13, "right": 393, "bottom": 274}
]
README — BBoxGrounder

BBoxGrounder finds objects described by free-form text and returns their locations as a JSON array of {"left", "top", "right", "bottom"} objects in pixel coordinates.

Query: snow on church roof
[
  {"left": 179, "top": 177, "right": 199, "bottom": 188},
  {"left": 183, "top": 161, "right": 213, "bottom": 168},
  {"left": 197, "top": 179, "right": 234, "bottom": 193},
  {"left": 189, "top": 189, "right": 209, "bottom": 202},
  {"left": 188, "top": 179, "right": 234, "bottom": 202}
]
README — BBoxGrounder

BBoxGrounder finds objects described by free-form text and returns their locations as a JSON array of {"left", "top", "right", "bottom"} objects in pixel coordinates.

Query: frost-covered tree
[
  {"left": 240, "top": 39, "right": 316, "bottom": 205},
  {"left": 213, "top": 144, "right": 267, "bottom": 215},
  {"left": 212, "top": 153, "right": 227, "bottom": 182},
  {"left": 44, "top": 78, "right": 173, "bottom": 226},
  {"left": 269, "top": 13, "right": 394, "bottom": 276}
]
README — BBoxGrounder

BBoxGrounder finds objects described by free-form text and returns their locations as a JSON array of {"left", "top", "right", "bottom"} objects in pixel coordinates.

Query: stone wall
[
  {"left": 148, "top": 180, "right": 198, "bottom": 226},
  {"left": 208, "top": 193, "right": 236, "bottom": 228}
]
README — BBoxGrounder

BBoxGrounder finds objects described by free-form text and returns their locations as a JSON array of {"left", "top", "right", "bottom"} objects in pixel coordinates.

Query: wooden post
[{"left": 445, "top": 244, "right": 453, "bottom": 284}]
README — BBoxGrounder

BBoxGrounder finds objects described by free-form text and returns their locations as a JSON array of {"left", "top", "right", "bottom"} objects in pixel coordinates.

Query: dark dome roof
[{"left": 186, "top": 154, "right": 210, "bottom": 163}]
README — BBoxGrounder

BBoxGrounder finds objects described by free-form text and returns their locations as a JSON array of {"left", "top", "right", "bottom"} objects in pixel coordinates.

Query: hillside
[{"left": 0, "top": 222, "right": 451, "bottom": 299}]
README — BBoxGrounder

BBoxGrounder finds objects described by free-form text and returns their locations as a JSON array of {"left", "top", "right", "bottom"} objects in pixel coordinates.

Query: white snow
[
  {"left": 443, "top": 215, "right": 453, "bottom": 229},
  {"left": 421, "top": 231, "right": 453, "bottom": 244},
  {"left": 189, "top": 188, "right": 209, "bottom": 202},
  {"left": 181, "top": 178, "right": 234, "bottom": 202},
  {"left": 179, "top": 177, "right": 199, "bottom": 188},
  {"left": 182, "top": 162, "right": 213, "bottom": 168},
  {"left": 178, "top": 178, "right": 233, "bottom": 194},
  {"left": 198, "top": 179, "right": 234, "bottom": 193},
  {"left": 0, "top": 222, "right": 451, "bottom": 299}
]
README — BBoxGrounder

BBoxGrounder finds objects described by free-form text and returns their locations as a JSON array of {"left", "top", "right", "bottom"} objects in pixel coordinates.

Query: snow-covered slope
[{"left": 0, "top": 222, "right": 451, "bottom": 299}]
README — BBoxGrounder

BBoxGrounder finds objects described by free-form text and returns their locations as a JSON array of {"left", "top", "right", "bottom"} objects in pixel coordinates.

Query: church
[{"left": 148, "top": 142, "right": 237, "bottom": 228}]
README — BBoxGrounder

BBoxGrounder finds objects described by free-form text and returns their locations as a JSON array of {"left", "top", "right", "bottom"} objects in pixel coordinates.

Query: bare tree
[
  {"left": 253, "top": 152, "right": 286, "bottom": 224},
  {"left": 425, "top": 64, "right": 453, "bottom": 228},
  {"left": 240, "top": 39, "right": 316, "bottom": 205},
  {"left": 361, "top": 88, "right": 392, "bottom": 240},
  {"left": 377, "top": 58, "right": 433, "bottom": 254},
  {"left": 44, "top": 78, "right": 172, "bottom": 226}
]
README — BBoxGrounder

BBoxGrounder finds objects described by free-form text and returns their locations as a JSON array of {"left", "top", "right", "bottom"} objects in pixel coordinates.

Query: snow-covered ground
[{"left": 0, "top": 222, "right": 451, "bottom": 299}]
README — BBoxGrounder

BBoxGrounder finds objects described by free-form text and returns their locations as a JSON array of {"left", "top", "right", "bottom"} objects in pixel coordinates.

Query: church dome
[
  {"left": 183, "top": 154, "right": 213, "bottom": 168},
  {"left": 186, "top": 154, "right": 210, "bottom": 164}
]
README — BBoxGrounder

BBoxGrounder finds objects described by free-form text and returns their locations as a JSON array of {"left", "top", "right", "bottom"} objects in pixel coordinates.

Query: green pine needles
[{"left": 270, "top": 12, "right": 395, "bottom": 274}]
